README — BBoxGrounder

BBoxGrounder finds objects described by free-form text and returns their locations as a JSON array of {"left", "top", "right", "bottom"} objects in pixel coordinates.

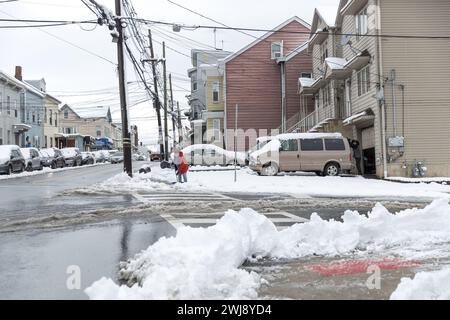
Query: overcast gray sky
[{"left": 0, "top": 0, "right": 339, "bottom": 145}]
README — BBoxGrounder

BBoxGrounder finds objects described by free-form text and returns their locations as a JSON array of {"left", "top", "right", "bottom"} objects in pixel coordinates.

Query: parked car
[
  {"left": 150, "top": 152, "right": 162, "bottom": 162},
  {"left": 248, "top": 133, "right": 353, "bottom": 176},
  {"left": 110, "top": 152, "right": 124, "bottom": 164},
  {"left": 92, "top": 151, "right": 105, "bottom": 163},
  {"left": 61, "top": 147, "right": 82, "bottom": 167},
  {"left": 181, "top": 144, "right": 246, "bottom": 166},
  {"left": 38, "top": 150, "right": 51, "bottom": 168},
  {"left": 0, "top": 145, "right": 25, "bottom": 175},
  {"left": 41, "top": 148, "right": 66, "bottom": 169},
  {"left": 133, "top": 153, "right": 146, "bottom": 161},
  {"left": 100, "top": 150, "right": 112, "bottom": 162},
  {"left": 245, "top": 136, "right": 272, "bottom": 165},
  {"left": 81, "top": 152, "right": 95, "bottom": 165},
  {"left": 20, "top": 147, "right": 43, "bottom": 171}
]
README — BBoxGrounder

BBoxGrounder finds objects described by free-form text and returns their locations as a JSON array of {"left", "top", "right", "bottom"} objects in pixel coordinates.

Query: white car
[{"left": 181, "top": 144, "right": 246, "bottom": 166}]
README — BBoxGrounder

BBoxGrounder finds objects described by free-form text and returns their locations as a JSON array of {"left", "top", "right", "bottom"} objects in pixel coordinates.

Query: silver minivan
[{"left": 249, "top": 133, "right": 353, "bottom": 176}]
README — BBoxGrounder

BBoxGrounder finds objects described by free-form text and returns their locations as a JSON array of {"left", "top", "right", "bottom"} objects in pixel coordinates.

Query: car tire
[
  {"left": 323, "top": 162, "right": 340, "bottom": 177},
  {"left": 20, "top": 163, "right": 25, "bottom": 173},
  {"left": 261, "top": 162, "right": 279, "bottom": 176},
  {"left": 51, "top": 161, "right": 56, "bottom": 169},
  {"left": 7, "top": 165, "right": 12, "bottom": 175},
  {"left": 26, "top": 163, "right": 33, "bottom": 172},
  {"left": 315, "top": 171, "right": 323, "bottom": 176}
]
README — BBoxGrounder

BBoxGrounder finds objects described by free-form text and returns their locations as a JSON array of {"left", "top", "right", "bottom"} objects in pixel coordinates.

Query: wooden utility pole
[
  {"left": 162, "top": 41, "right": 169, "bottom": 161},
  {"left": 115, "top": 0, "right": 132, "bottom": 176},
  {"left": 148, "top": 29, "right": 164, "bottom": 158},
  {"left": 169, "top": 74, "right": 176, "bottom": 143},
  {"left": 177, "top": 101, "right": 182, "bottom": 143}
]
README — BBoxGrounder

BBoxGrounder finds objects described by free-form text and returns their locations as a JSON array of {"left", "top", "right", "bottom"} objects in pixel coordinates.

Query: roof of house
[
  {"left": 74, "top": 105, "right": 111, "bottom": 120},
  {"left": 60, "top": 104, "right": 81, "bottom": 118},
  {"left": 222, "top": 16, "right": 311, "bottom": 64},
  {"left": 284, "top": 41, "right": 309, "bottom": 62},
  {"left": 0, "top": 70, "right": 45, "bottom": 97}
]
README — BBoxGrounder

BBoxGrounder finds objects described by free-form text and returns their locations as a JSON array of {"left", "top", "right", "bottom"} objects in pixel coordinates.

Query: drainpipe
[
  {"left": 280, "top": 60, "right": 286, "bottom": 132},
  {"left": 376, "top": 0, "right": 388, "bottom": 179},
  {"left": 391, "top": 69, "right": 397, "bottom": 137}
]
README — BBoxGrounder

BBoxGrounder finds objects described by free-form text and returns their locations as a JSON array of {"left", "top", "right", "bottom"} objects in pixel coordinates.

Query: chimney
[{"left": 15, "top": 66, "right": 23, "bottom": 81}]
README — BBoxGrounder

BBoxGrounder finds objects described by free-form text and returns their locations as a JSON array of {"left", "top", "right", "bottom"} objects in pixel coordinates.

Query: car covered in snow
[
  {"left": 0, "top": 145, "right": 26, "bottom": 175},
  {"left": 20, "top": 147, "right": 43, "bottom": 171},
  {"left": 92, "top": 151, "right": 106, "bottom": 163},
  {"left": 133, "top": 153, "right": 146, "bottom": 161},
  {"left": 181, "top": 144, "right": 246, "bottom": 166},
  {"left": 248, "top": 132, "right": 353, "bottom": 176},
  {"left": 40, "top": 148, "right": 66, "bottom": 169},
  {"left": 81, "top": 152, "right": 95, "bottom": 165},
  {"left": 60, "top": 147, "right": 82, "bottom": 167}
]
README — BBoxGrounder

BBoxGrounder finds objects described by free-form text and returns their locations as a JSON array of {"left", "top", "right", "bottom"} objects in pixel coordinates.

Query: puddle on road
[{"left": 0, "top": 218, "right": 175, "bottom": 299}]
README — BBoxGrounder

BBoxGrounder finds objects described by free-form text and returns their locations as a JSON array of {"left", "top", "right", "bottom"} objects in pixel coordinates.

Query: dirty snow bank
[
  {"left": 85, "top": 199, "right": 450, "bottom": 299},
  {"left": 390, "top": 267, "right": 450, "bottom": 299}
]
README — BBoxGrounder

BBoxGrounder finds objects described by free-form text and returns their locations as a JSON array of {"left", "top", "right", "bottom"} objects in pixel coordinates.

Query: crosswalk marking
[{"left": 133, "top": 192, "right": 235, "bottom": 203}]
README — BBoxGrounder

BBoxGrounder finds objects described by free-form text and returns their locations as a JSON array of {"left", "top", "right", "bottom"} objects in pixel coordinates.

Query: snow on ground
[
  {"left": 84, "top": 166, "right": 450, "bottom": 200},
  {"left": 0, "top": 163, "right": 108, "bottom": 181},
  {"left": 390, "top": 267, "right": 450, "bottom": 300},
  {"left": 387, "top": 176, "right": 450, "bottom": 183},
  {"left": 85, "top": 199, "right": 450, "bottom": 299}
]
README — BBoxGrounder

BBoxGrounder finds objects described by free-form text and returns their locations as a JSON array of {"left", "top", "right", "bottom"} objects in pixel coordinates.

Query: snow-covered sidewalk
[
  {"left": 0, "top": 162, "right": 109, "bottom": 181},
  {"left": 86, "top": 166, "right": 450, "bottom": 200}
]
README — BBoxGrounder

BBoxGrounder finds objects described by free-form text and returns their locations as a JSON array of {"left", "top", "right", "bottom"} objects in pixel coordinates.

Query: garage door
[{"left": 361, "top": 126, "right": 375, "bottom": 149}]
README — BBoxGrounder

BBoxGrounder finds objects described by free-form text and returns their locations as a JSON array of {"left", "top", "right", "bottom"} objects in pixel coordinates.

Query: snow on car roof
[{"left": 276, "top": 132, "right": 343, "bottom": 140}]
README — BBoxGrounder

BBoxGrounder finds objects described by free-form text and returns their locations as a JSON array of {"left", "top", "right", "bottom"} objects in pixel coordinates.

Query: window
[
  {"left": 300, "top": 138, "right": 324, "bottom": 151},
  {"left": 49, "top": 110, "right": 53, "bottom": 125},
  {"left": 7, "top": 96, "right": 11, "bottom": 115},
  {"left": 7, "top": 130, "right": 11, "bottom": 144},
  {"left": 301, "top": 72, "right": 312, "bottom": 78},
  {"left": 322, "top": 85, "right": 331, "bottom": 107},
  {"left": 325, "top": 139, "right": 346, "bottom": 151},
  {"left": 192, "top": 81, "right": 198, "bottom": 91},
  {"left": 213, "top": 119, "right": 220, "bottom": 142},
  {"left": 44, "top": 108, "right": 47, "bottom": 123},
  {"left": 212, "top": 82, "right": 219, "bottom": 103},
  {"left": 357, "top": 66, "right": 371, "bottom": 96},
  {"left": 271, "top": 41, "right": 283, "bottom": 59},
  {"left": 64, "top": 109, "right": 69, "bottom": 119},
  {"left": 320, "top": 40, "right": 328, "bottom": 63},
  {"left": 280, "top": 139, "right": 299, "bottom": 151},
  {"left": 32, "top": 113, "right": 36, "bottom": 123},
  {"left": 355, "top": 7, "right": 368, "bottom": 40},
  {"left": 96, "top": 126, "right": 101, "bottom": 137},
  {"left": 45, "top": 135, "right": 48, "bottom": 148},
  {"left": 14, "top": 100, "right": 17, "bottom": 118},
  {"left": 50, "top": 137, "right": 53, "bottom": 148}
]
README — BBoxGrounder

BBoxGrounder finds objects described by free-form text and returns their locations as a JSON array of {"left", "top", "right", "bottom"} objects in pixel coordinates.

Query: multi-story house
[
  {"left": 187, "top": 49, "right": 232, "bottom": 144},
  {"left": 0, "top": 70, "right": 26, "bottom": 146},
  {"left": 57, "top": 104, "right": 87, "bottom": 149},
  {"left": 296, "top": 0, "right": 450, "bottom": 178},
  {"left": 223, "top": 16, "right": 312, "bottom": 151},
  {"left": 0, "top": 67, "right": 45, "bottom": 148}
]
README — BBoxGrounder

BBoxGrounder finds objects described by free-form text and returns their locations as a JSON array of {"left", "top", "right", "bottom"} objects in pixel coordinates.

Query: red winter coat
[{"left": 177, "top": 156, "right": 189, "bottom": 174}]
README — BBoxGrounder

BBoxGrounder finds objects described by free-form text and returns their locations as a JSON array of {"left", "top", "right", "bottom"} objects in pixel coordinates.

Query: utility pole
[
  {"left": 115, "top": 0, "right": 132, "bottom": 176},
  {"left": 169, "top": 74, "right": 176, "bottom": 144},
  {"left": 177, "top": 101, "right": 182, "bottom": 143},
  {"left": 162, "top": 41, "right": 169, "bottom": 161},
  {"left": 148, "top": 29, "right": 164, "bottom": 158}
]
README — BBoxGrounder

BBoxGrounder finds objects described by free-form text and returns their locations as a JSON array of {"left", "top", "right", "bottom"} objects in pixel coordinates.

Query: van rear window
[
  {"left": 300, "top": 139, "right": 324, "bottom": 151},
  {"left": 325, "top": 139, "right": 346, "bottom": 151}
]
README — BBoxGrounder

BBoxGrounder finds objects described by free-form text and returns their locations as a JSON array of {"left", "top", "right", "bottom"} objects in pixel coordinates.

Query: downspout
[
  {"left": 280, "top": 61, "right": 286, "bottom": 132},
  {"left": 376, "top": 0, "right": 388, "bottom": 179},
  {"left": 223, "top": 64, "right": 228, "bottom": 149}
]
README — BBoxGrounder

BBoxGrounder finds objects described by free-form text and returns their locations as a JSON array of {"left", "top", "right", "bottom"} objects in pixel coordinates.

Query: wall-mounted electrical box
[{"left": 388, "top": 136, "right": 405, "bottom": 147}]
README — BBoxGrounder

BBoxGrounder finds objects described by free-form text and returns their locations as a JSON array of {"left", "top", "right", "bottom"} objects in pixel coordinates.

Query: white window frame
[
  {"left": 64, "top": 109, "right": 69, "bottom": 119},
  {"left": 212, "top": 81, "right": 220, "bottom": 103},
  {"left": 357, "top": 65, "right": 371, "bottom": 96},
  {"left": 192, "top": 80, "right": 198, "bottom": 92},
  {"left": 355, "top": 7, "right": 368, "bottom": 40},
  {"left": 212, "top": 119, "right": 220, "bottom": 142},
  {"left": 320, "top": 40, "right": 328, "bottom": 64},
  {"left": 6, "top": 96, "right": 11, "bottom": 115},
  {"left": 271, "top": 41, "right": 283, "bottom": 59}
]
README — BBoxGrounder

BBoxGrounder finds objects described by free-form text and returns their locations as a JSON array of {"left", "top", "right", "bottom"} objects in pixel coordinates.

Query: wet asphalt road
[{"left": 0, "top": 162, "right": 433, "bottom": 299}]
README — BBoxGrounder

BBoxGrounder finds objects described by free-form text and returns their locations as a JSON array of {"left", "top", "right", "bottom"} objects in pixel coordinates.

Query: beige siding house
[
  {"left": 43, "top": 94, "right": 60, "bottom": 148},
  {"left": 296, "top": 0, "right": 450, "bottom": 178}
]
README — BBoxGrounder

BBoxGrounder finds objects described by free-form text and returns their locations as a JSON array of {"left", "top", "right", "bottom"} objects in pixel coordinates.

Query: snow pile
[
  {"left": 390, "top": 267, "right": 450, "bottom": 300},
  {"left": 85, "top": 208, "right": 277, "bottom": 299},
  {"left": 86, "top": 199, "right": 450, "bottom": 299}
]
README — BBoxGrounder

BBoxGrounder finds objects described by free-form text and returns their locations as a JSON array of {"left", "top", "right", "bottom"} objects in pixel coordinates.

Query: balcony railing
[{"left": 286, "top": 111, "right": 317, "bottom": 133}]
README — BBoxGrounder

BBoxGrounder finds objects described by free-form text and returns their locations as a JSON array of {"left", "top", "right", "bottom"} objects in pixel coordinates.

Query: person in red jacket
[{"left": 177, "top": 151, "right": 188, "bottom": 183}]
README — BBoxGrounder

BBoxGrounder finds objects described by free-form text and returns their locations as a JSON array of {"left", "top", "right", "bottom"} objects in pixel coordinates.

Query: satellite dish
[{"left": 340, "top": 34, "right": 352, "bottom": 47}]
